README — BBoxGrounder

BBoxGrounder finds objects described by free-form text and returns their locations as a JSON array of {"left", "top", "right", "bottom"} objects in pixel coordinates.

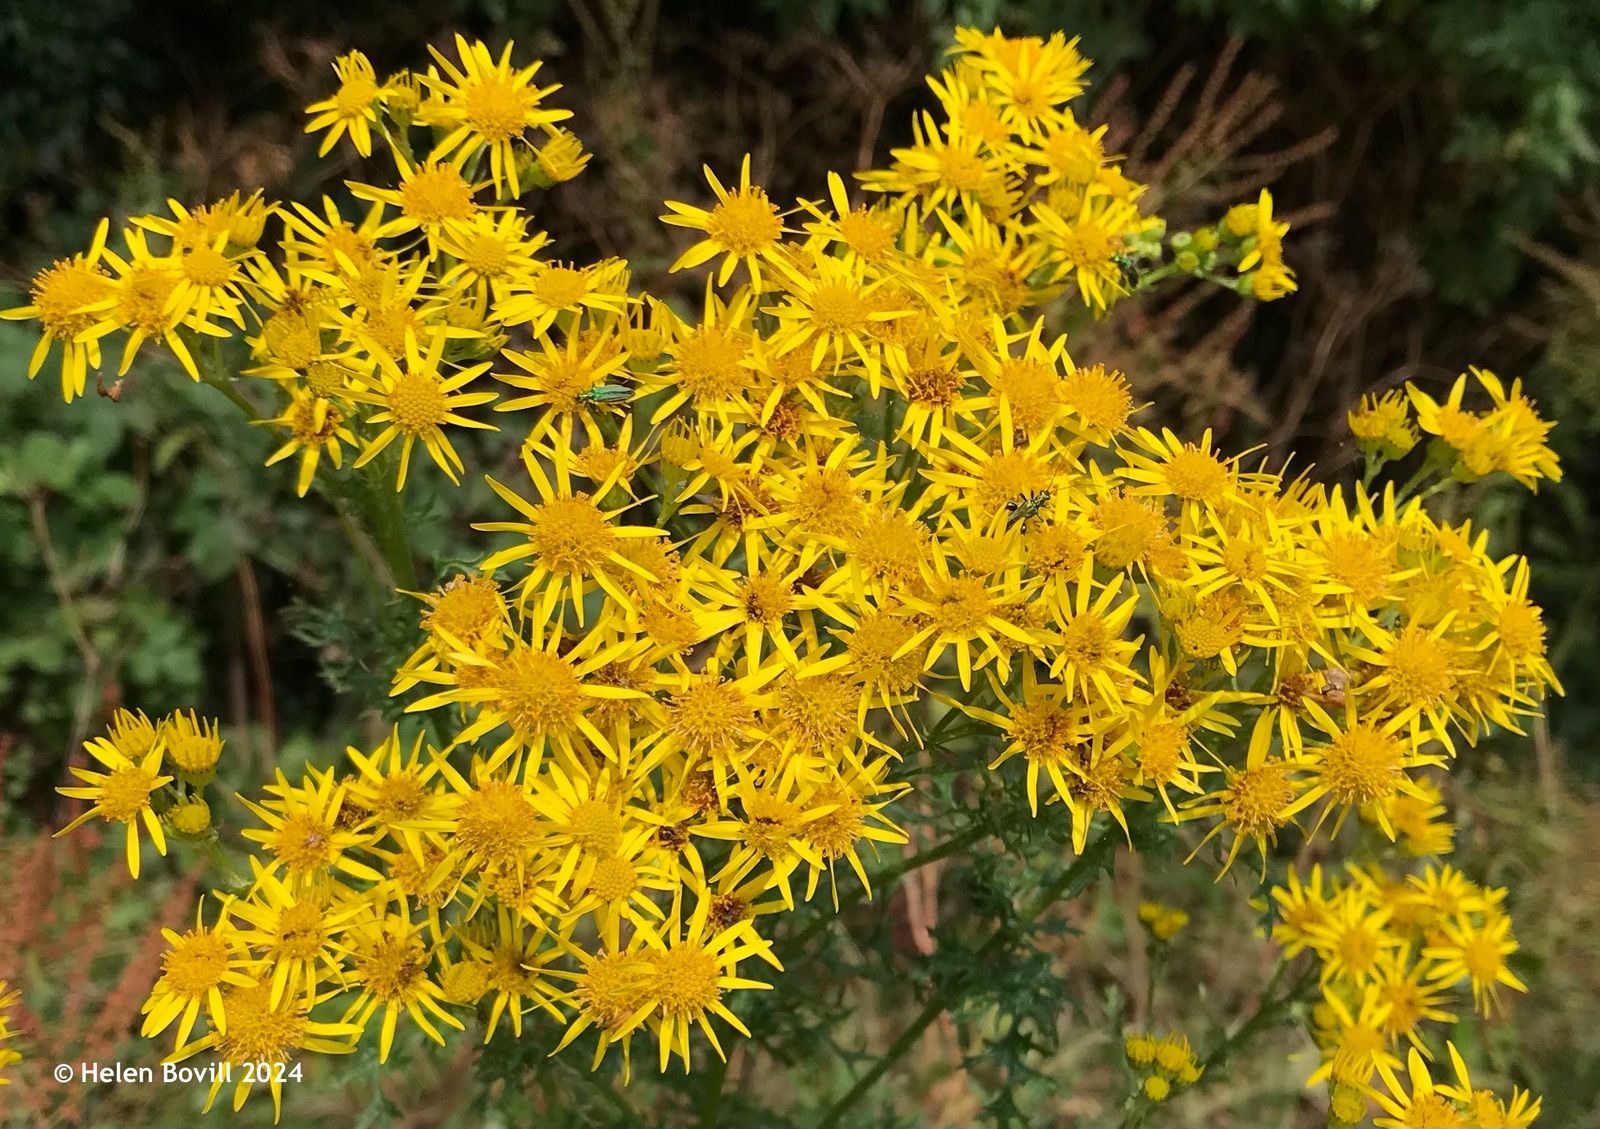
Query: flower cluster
[
  {"left": 53, "top": 708, "right": 224, "bottom": 878},
  {"left": 1273, "top": 862, "right": 1538, "bottom": 1127},
  {"left": 1349, "top": 368, "right": 1563, "bottom": 494},
  {"left": 1138, "top": 899, "right": 1190, "bottom": 941},
  {"left": 14, "top": 26, "right": 1559, "bottom": 1125},
  {"left": 1124, "top": 1029, "right": 1203, "bottom": 1102}
]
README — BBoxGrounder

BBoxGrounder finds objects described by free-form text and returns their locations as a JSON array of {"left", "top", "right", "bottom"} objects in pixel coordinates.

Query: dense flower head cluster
[
  {"left": 1125, "top": 1029, "right": 1204, "bottom": 1103},
  {"left": 1273, "top": 863, "right": 1540, "bottom": 1126},
  {"left": 15, "top": 28, "right": 1562, "bottom": 1125}
]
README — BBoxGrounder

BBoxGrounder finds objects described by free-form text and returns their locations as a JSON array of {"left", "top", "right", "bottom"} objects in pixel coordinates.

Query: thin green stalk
[
  {"left": 1116, "top": 961, "right": 1310, "bottom": 1129},
  {"left": 817, "top": 832, "right": 1115, "bottom": 1128},
  {"left": 1197, "top": 960, "right": 1312, "bottom": 1077},
  {"left": 1361, "top": 454, "right": 1385, "bottom": 491},
  {"left": 192, "top": 334, "right": 416, "bottom": 594},
  {"left": 195, "top": 336, "right": 262, "bottom": 421},
  {"left": 355, "top": 468, "right": 420, "bottom": 590},
  {"left": 695, "top": 1047, "right": 731, "bottom": 1127}
]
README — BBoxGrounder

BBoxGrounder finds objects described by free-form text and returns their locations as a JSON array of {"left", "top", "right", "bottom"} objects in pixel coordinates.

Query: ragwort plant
[{"left": 5, "top": 26, "right": 1560, "bottom": 1127}]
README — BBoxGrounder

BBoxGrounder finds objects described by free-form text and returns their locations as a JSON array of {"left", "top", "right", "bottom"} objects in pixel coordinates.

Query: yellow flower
[
  {"left": 55, "top": 723, "right": 173, "bottom": 878},
  {"left": 661, "top": 155, "right": 789, "bottom": 287},
  {"left": 1348, "top": 390, "right": 1419, "bottom": 460},
  {"left": 1, "top": 218, "right": 113, "bottom": 400},
  {"left": 304, "top": 50, "right": 385, "bottom": 156},
  {"left": 343, "top": 912, "right": 465, "bottom": 1062},
  {"left": 351, "top": 153, "right": 482, "bottom": 255},
  {"left": 494, "top": 259, "right": 630, "bottom": 337},
  {"left": 1367, "top": 1046, "right": 1470, "bottom": 1129},
  {"left": 949, "top": 28, "right": 1091, "bottom": 141},
  {"left": 348, "top": 327, "right": 499, "bottom": 489},
  {"left": 623, "top": 897, "right": 779, "bottom": 1073},
  {"left": 259, "top": 386, "right": 357, "bottom": 497},
  {"left": 170, "top": 982, "right": 358, "bottom": 1122},
  {"left": 1235, "top": 189, "right": 1296, "bottom": 299},
  {"left": 419, "top": 34, "right": 571, "bottom": 198},
  {"left": 437, "top": 210, "right": 550, "bottom": 303},
  {"left": 858, "top": 112, "right": 1014, "bottom": 215},
  {"left": 1137, "top": 901, "right": 1190, "bottom": 941},
  {"left": 534, "top": 127, "right": 592, "bottom": 184},
  {"left": 239, "top": 768, "right": 384, "bottom": 888},
  {"left": 0, "top": 981, "right": 21, "bottom": 1085},
  {"left": 1032, "top": 190, "right": 1143, "bottom": 310},
  {"left": 76, "top": 227, "right": 235, "bottom": 381},
  {"left": 475, "top": 443, "right": 668, "bottom": 622},
  {"left": 1422, "top": 911, "right": 1528, "bottom": 1016},
  {"left": 142, "top": 898, "right": 257, "bottom": 1049}
]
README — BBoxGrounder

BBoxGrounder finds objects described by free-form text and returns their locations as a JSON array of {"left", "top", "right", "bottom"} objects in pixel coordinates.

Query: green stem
[
  {"left": 816, "top": 832, "right": 1115, "bottom": 1128},
  {"left": 1415, "top": 477, "right": 1457, "bottom": 504},
  {"left": 191, "top": 335, "right": 414, "bottom": 595},
  {"left": 1198, "top": 959, "right": 1314, "bottom": 1078},
  {"left": 695, "top": 1048, "right": 731, "bottom": 1128},
  {"left": 356, "top": 469, "right": 420, "bottom": 590},
  {"left": 195, "top": 337, "right": 262, "bottom": 421},
  {"left": 1361, "top": 454, "right": 1385, "bottom": 491}
]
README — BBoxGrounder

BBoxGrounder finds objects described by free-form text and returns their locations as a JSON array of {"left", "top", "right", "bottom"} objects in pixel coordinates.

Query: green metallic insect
[
  {"left": 576, "top": 383, "right": 633, "bottom": 405},
  {"left": 1005, "top": 489, "right": 1052, "bottom": 528},
  {"left": 1112, "top": 253, "right": 1143, "bottom": 291}
]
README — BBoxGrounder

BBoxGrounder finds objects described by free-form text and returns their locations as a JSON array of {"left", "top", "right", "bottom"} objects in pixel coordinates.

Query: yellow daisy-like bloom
[
  {"left": 227, "top": 863, "right": 371, "bottom": 1007},
  {"left": 1, "top": 218, "right": 112, "bottom": 400},
  {"left": 55, "top": 724, "right": 172, "bottom": 878},
  {"left": 1268, "top": 864, "right": 1331, "bottom": 955},
  {"left": 1120, "top": 426, "right": 1240, "bottom": 513},
  {"left": 1236, "top": 189, "right": 1296, "bottom": 300},
  {"left": 349, "top": 327, "right": 498, "bottom": 489},
  {"left": 534, "top": 127, "right": 593, "bottom": 184},
  {"left": 802, "top": 171, "right": 903, "bottom": 264},
  {"left": 1181, "top": 712, "right": 1312, "bottom": 876},
  {"left": 896, "top": 537, "right": 1042, "bottom": 690},
  {"left": 342, "top": 912, "right": 466, "bottom": 1062},
  {"left": 77, "top": 227, "right": 232, "bottom": 381},
  {"left": 859, "top": 112, "right": 1013, "bottom": 215},
  {"left": 161, "top": 709, "right": 224, "bottom": 783},
  {"left": 0, "top": 981, "right": 22, "bottom": 1085},
  {"left": 1408, "top": 366, "right": 1562, "bottom": 489},
  {"left": 1032, "top": 190, "right": 1143, "bottom": 310},
  {"left": 1368, "top": 1047, "right": 1470, "bottom": 1129},
  {"left": 615, "top": 898, "right": 779, "bottom": 1073},
  {"left": 133, "top": 189, "right": 275, "bottom": 253},
  {"left": 141, "top": 898, "right": 257, "bottom": 1050},
  {"left": 765, "top": 250, "right": 905, "bottom": 380},
  {"left": 352, "top": 154, "right": 481, "bottom": 255},
  {"left": 304, "top": 50, "right": 385, "bottom": 156},
  {"left": 171, "top": 982, "right": 358, "bottom": 1122},
  {"left": 475, "top": 443, "right": 667, "bottom": 622},
  {"left": 239, "top": 768, "right": 384, "bottom": 888},
  {"left": 419, "top": 34, "right": 571, "bottom": 197},
  {"left": 493, "top": 321, "right": 632, "bottom": 440},
  {"left": 1307, "top": 984, "right": 1400, "bottom": 1088},
  {"left": 259, "top": 386, "right": 357, "bottom": 497},
  {"left": 494, "top": 259, "right": 631, "bottom": 338},
  {"left": 661, "top": 154, "right": 789, "bottom": 288},
  {"left": 437, "top": 210, "right": 550, "bottom": 303},
  {"left": 1422, "top": 911, "right": 1528, "bottom": 1016},
  {"left": 1348, "top": 389, "right": 1419, "bottom": 460}
]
